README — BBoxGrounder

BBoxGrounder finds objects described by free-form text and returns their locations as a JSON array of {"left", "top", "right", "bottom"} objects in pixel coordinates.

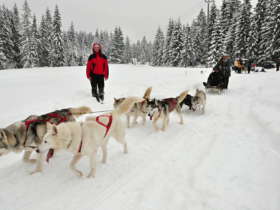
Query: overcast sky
[{"left": 0, "top": 0, "right": 258, "bottom": 42}]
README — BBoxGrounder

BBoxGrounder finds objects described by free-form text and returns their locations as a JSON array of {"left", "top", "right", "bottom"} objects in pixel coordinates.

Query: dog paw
[
  {"left": 74, "top": 170, "right": 83, "bottom": 177},
  {"left": 30, "top": 169, "right": 42, "bottom": 175},
  {"left": 87, "top": 173, "right": 95, "bottom": 178},
  {"left": 24, "top": 159, "right": 37, "bottom": 164}
]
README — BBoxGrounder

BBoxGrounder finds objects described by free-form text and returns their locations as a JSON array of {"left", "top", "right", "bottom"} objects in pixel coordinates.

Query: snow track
[{"left": 0, "top": 65, "right": 279, "bottom": 210}]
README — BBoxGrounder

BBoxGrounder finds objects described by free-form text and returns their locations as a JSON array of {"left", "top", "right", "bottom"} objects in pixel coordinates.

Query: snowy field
[{"left": 0, "top": 64, "right": 280, "bottom": 210}]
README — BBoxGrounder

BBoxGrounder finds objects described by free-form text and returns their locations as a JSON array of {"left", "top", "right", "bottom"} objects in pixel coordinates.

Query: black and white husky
[{"left": 147, "top": 91, "right": 188, "bottom": 131}]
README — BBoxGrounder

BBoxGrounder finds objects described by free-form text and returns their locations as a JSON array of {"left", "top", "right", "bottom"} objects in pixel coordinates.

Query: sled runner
[{"left": 204, "top": 85, "right": 223, "bottom": 94}]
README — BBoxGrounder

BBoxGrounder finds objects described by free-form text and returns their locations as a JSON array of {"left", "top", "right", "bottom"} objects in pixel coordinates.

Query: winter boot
[
  {"left": 99, "top": 92, "right": 104, "bottom": 104},
  {"left": 95, "top": 95, "right": 100, "bottom": 103}
]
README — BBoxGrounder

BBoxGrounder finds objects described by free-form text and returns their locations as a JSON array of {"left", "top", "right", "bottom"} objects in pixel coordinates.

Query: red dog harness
[
  {"left": 78, "top": 114, "right": 113, "bottom": 153},
  {"left": 23, "top": 112, "right": 71, "bottom": 163},
  {"left": 24, "top": 113, "right": 70, "bottom": 130},
  {"left": 163, "top": 98, "right": 178, "bottom": 112}
]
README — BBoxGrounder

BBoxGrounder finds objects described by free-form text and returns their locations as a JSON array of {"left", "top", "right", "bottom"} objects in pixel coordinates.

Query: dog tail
[
  {"left": 113, "top": 97, "right": 144, "bottom": 116},
  {"left": 177, "top": 91, "right": 188, "bottom": 104},
  {"left": 143, "top": 87, "right": 152, "bottom": 100},
  {"left": 69, "top": 106, "right": 92, "bottom": 117}
]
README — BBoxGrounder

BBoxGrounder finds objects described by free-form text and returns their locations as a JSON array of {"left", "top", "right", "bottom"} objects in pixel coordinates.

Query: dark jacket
[
  {"left": 207, "top": 71, "right": 224, "bottom": 87},
  {"left": 214, "top": 58, "right": 231, "bottom": 77}
]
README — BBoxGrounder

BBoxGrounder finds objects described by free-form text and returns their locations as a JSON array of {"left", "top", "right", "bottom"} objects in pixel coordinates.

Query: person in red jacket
[{"left": 86, "top": 43, "right": 109, "bottom": 103}]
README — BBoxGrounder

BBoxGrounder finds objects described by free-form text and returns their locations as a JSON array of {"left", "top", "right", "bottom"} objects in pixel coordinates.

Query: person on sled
[
  {"left": 86, "top": 43, "right": 109, "bottom": 103},
  {"left": 203, "top": 55, "right": 231, "bottom": 89}
]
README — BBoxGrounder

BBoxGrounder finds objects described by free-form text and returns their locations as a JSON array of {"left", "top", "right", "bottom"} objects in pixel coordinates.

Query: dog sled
[
  {"left": 203, "top": 80, "right": 224, "bottom": 94},
  {"left": 205, "top": 85, "right": 224, "bottom": 94}
]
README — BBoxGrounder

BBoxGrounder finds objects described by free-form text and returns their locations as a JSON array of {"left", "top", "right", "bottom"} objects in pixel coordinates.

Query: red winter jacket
[{"left": 86, "top": 52, "right": 109, "bottom": 79}]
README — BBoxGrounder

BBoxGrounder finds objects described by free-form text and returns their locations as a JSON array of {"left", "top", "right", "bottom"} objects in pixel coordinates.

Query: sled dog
[
  {"left": 192, "top": 89, "right": 206, "bottom": 114},
  {"left": 0, "top": 106, "right": 92, "bottom": 174},
  {"left": 180, "top": 94, "right": 195, "bottom": 111},
  {"left": 147, "top": 91, "right": 188, "bottom": 131},
  {"left": 41, "top": 97, "right": 143, "bottom": 178},
  {"left": 113, "top": 87, "right": 152, "bottom": 128}
]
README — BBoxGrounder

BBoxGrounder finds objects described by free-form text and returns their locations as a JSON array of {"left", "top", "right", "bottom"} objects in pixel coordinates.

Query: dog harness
[
  {"left": 96, "top": 115, "right": 113, "bottom": 137},
  {"left": 77, "top": 114, "right": 113, "bottom": 153},
  {"left": 163, "top": 98, "right": 178, "bottom": 112},
  {"left": 23, "top": 111, "right": 72, "bottom": 163},
  {"left": 24, "top": 112, "right": 71, "bottom": 131}
]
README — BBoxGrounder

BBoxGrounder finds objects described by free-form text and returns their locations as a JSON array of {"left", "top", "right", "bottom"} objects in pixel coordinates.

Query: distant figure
[
  {"left": 234, "top": 59, "right": 243, "bottom": 74},
  {"left": 272, "top": 57, "right": 280, "bottom": 72},
  {"left": 86, "top": 43, "right": 109, "bottom": 103},
  {"left": 246, "top": 59, "right": 253, "bottom": 74}
]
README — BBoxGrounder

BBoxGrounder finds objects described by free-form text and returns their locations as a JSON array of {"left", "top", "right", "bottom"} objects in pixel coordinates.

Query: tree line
[
  {"left": 0, "top": 0, "right": 152, "bottom": 70},
  {"left": 1, "top": 0, "right": 279, "bottom": 70},
  {"left": 152, "top": 0, "right": 280, "bottom": 67}
]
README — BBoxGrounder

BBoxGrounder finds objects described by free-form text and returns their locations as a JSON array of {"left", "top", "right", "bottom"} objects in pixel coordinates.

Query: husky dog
[
  {"left": 0, "top": 106, "right": 92, "bottom": 174},
  {"left": 180, "top": 94, "right": 195, "bottom": 111},
  {"left": 147, "top": 91, "right": 188, "bottom": 131},
  {"left": 41, "top": 97, "right": 144, "bottom": 178},
  {"left": 113, "top": 87, "right": 152, "bottom": 128},
  {"left": 192, "top": 89, "right": 206, "bottom": 114}
]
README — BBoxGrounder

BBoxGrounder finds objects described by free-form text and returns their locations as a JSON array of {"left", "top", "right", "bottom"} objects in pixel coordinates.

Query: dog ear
[
  {"left": 51, "top": 125, "right": 58, "bottom": 136},
  {"left": 47, "top": 123, "right": 57, "bottom": 136},
  {"left": 0, "top": 130, "right": 8, "bottom": 145}
]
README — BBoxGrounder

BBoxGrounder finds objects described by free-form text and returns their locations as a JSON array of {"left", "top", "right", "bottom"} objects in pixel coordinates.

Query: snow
[{"left": 0, "top": 65, "right": 280, "bottom": 210}]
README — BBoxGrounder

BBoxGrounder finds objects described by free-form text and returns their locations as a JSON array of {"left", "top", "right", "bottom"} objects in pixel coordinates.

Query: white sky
[{"left": 0, "top": 0, "right": 258, "bottom": 42}]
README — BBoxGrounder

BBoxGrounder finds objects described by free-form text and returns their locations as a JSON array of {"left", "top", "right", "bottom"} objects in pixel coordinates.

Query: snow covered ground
[{"left": 0, "top": 65, "right": 280, "bottom": 210}]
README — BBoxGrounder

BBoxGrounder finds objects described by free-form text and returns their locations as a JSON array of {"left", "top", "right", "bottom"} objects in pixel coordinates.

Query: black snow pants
[{"left": 90, "top": 74, "right": 105, "bottom": 100}]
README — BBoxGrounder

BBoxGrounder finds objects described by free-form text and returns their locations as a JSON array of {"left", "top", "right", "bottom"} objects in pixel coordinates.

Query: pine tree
[
  {"left": 11, "top": 4, "right": 22, "bottom": 68},
  {"left": 196, "top": 9, "right": 208, "bottom": 64},
  {"left": 208, "top": 12, "right": 223, "bottom": 65},
  {"left": 206, "top": 2, "right": 218, "bottom": 65},
  {"left": 123, "top": 36, "right": 132, "bottom": 64},
  {"left": 38, "top": 15, "right": 49, "bottom": 66},
  {"left": 45, "top": 8, "right": 53, "bottom": 66},
  {"left": 152, "top": 27, "right": 165, "bottom": 66},
  {"left": 170, "top": 20, "right": 183, "bottom": 66},
  {"left": 29, "top": 15, "right": 39, "bottom": 67},
  {"left": 235, "top": 0, "right": 252, "bottom": 58},
  {"left": 64, "top": 22, "right": 78, "bottom": 66},
  {"left": 250, "top": 0, "right": 267, "bottom": 63},
  {"left": 52, "top": 5, "right": 64, "bottom": 67},
  {"left": 271, "top": 0, "right": 280, "bottom": 59},
  {"left": 99, "top": 30, "right": 110, "bottom": 56},
  {"left": 163, "top": 19, "right": 175, "bottom": 65},
  {"left": 262, "top": 0, "right": 276, "bottom": 60},
  {"left": 110, "top": 27, "right": 124, "bottom": 63},
  {"left": 180, "top": 25, "right": 194, "bottom": 66},
  {"left": 0, "top": 6, "right": 8, "bottom": 69},
  {"left": 220, "top": 0, "right": 231, "bottom": 54},
  {"left": 21, "top": 0, "right": 33, "bottom": 68}
]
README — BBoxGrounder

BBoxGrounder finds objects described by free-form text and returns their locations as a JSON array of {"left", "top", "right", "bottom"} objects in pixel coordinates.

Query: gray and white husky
[
  {"left": 113, "top": 87, "right": 152, "bottom": 128},
  {"left": 192, "top": 89, "right": 207, "bottom": 114},
  {"left": 0, "top": 106, "right": 92, "bottom": 174}
]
